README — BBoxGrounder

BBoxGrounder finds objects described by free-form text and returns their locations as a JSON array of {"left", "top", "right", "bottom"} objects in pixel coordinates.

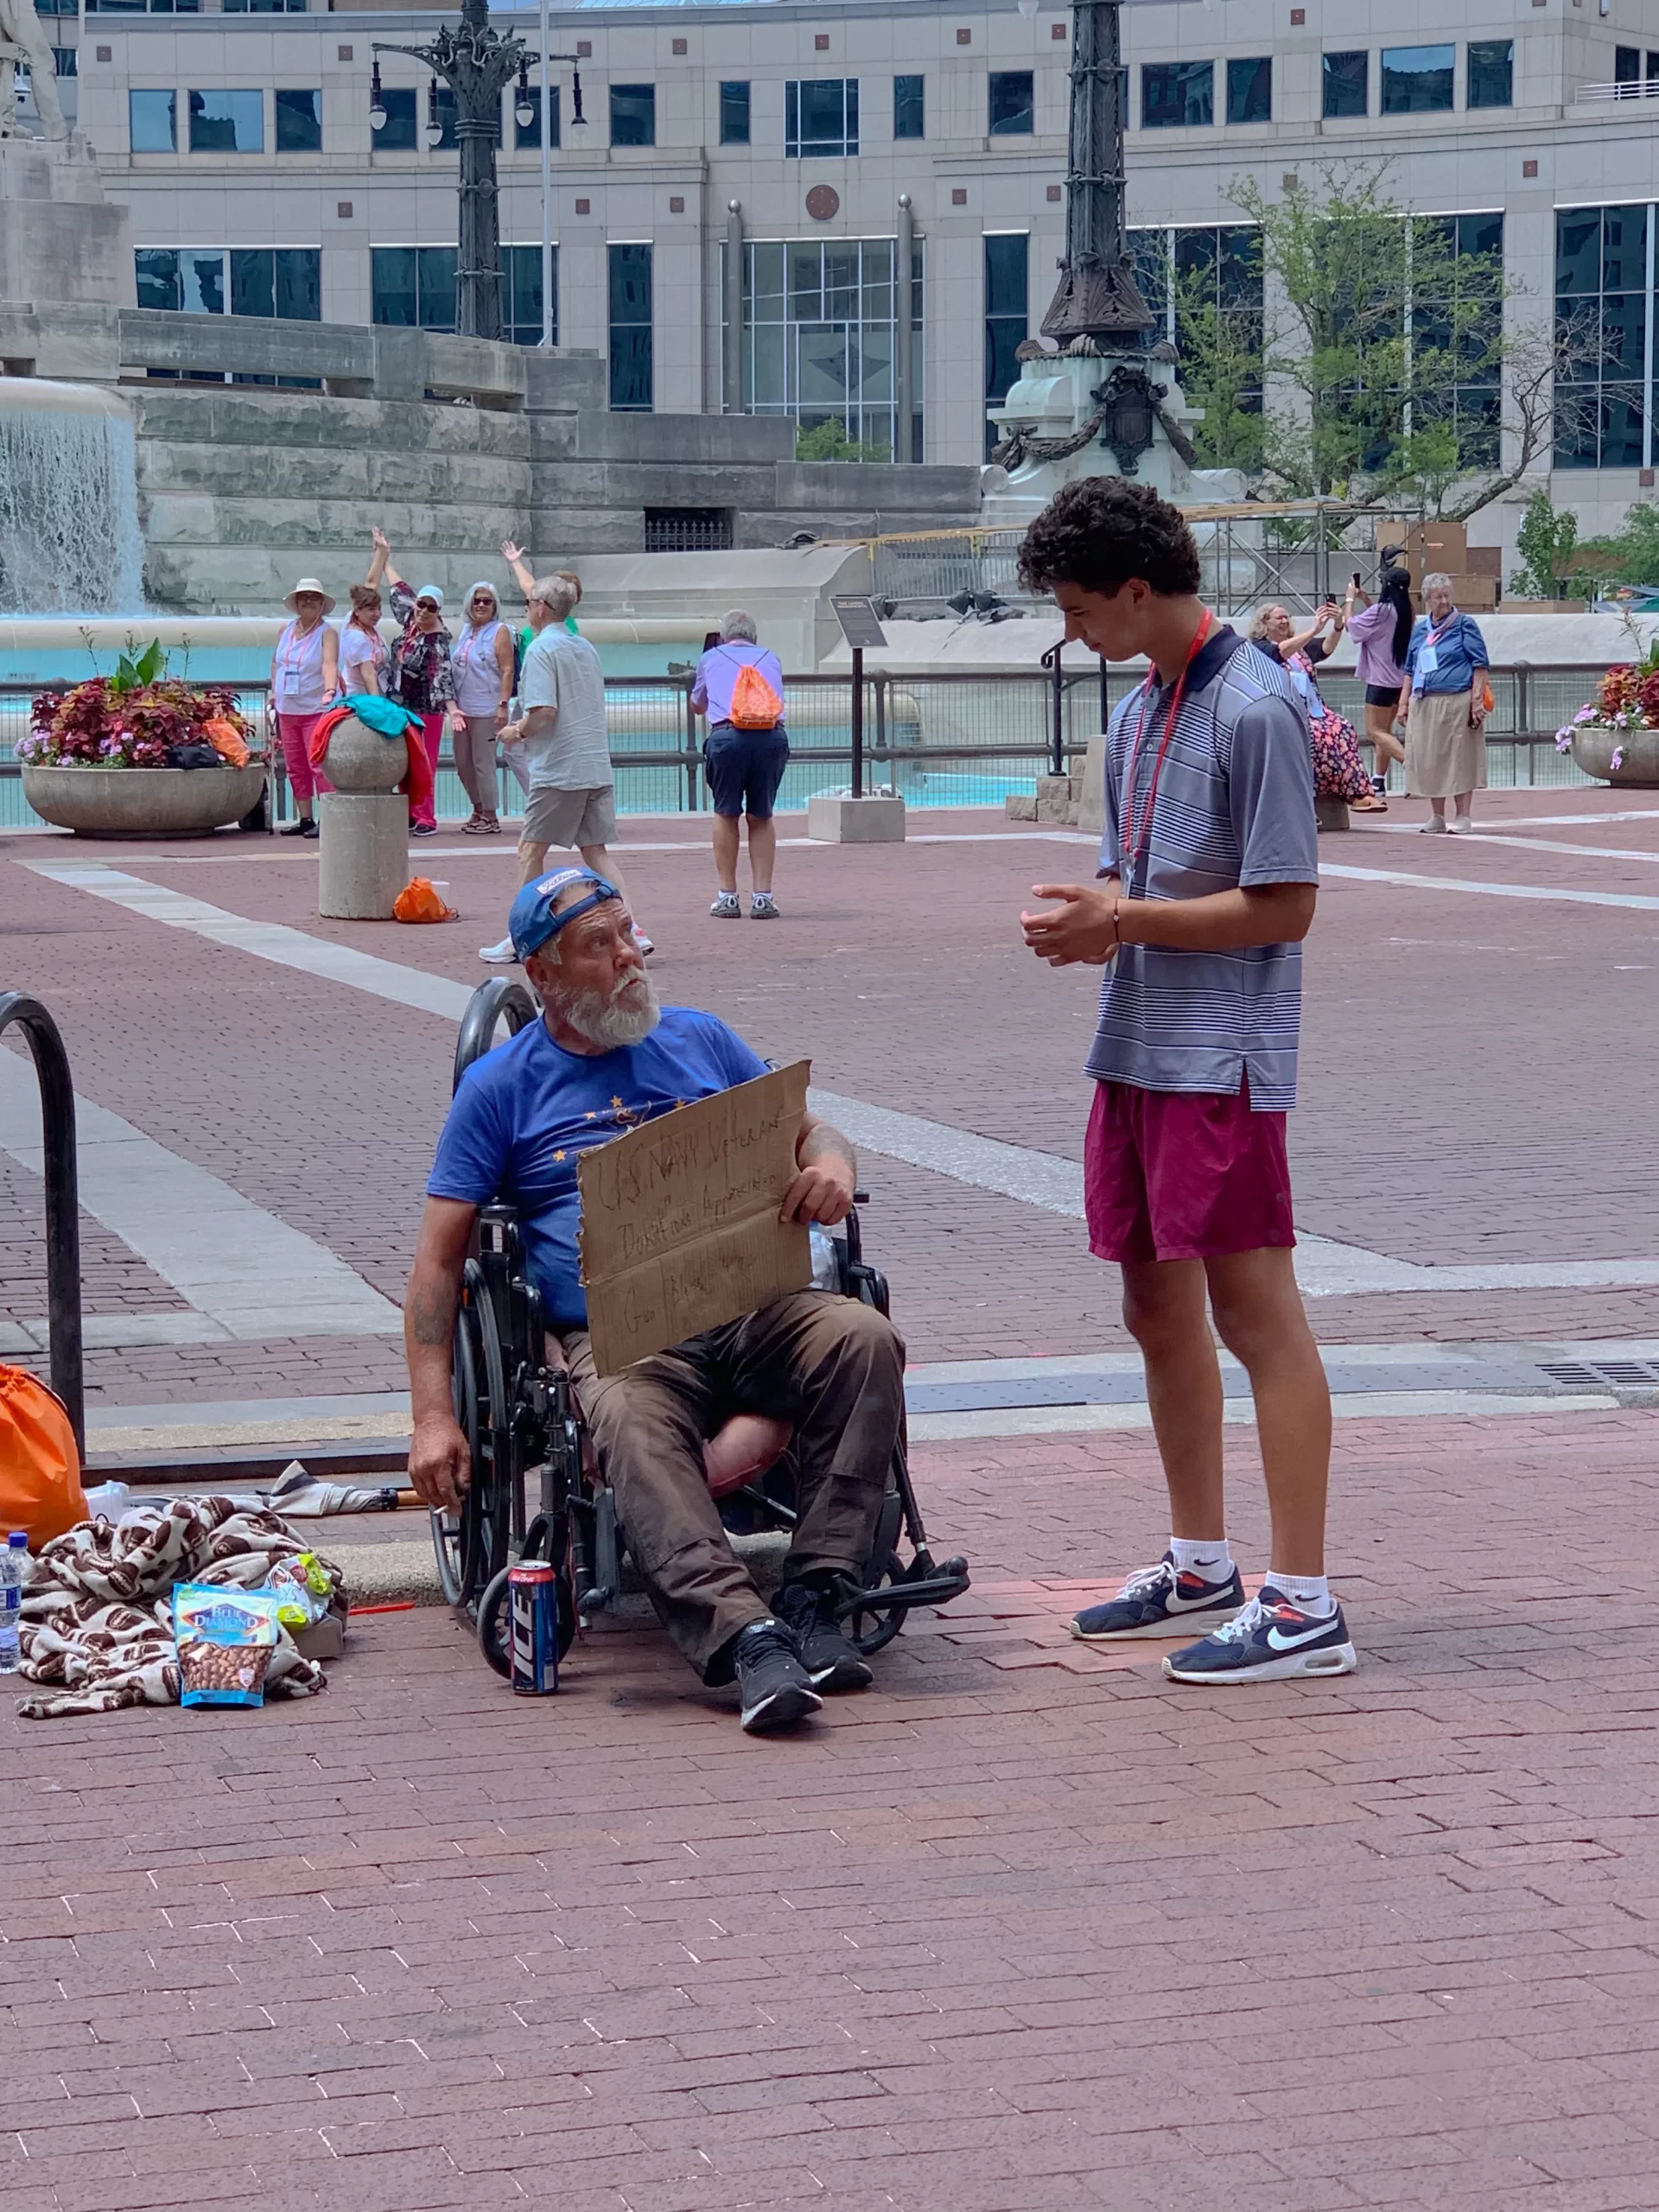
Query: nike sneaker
[
  {"left": 1070, "top": 1553, "right": 1246, "bottom": 1642},
  {"left": 1162, "top": 1591, "right": 1357, "bottom": 1683}
]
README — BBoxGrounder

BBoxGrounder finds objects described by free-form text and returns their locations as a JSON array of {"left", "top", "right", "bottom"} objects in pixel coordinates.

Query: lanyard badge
[{"left": 1120, "top": 609, "right": 1214, "bottom": 891}]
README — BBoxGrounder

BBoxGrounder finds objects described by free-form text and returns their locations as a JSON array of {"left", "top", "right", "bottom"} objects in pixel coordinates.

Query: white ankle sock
[
  {"left": 1266, "top": 1568, "right": 1332, "bottom": 1614},
  {"left": 1169, "top": 1536, "right": 1233, "bottom": 1585}
]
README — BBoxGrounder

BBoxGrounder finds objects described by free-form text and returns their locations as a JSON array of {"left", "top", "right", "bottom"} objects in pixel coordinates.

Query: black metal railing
[{"left": 0, "top": 993, "right": 84, "bottom": 1458}]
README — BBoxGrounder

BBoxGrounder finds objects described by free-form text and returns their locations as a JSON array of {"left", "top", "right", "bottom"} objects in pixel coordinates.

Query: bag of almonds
[{"left": 174, "top": 1584, "right": 283, "bottom": 1708}]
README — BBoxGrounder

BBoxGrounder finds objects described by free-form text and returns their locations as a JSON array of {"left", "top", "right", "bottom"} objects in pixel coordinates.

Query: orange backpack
[
  {"left": 728, "top": 657, "right": 783, "bottom": 731},
  {"left": 393, "top": 877, "right": 458, "bottom": 924},
  {"left": 0, "top": 1365, "right": 85, "bottom": 1548}
]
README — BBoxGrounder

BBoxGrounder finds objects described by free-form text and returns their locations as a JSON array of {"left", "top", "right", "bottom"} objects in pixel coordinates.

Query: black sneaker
[
  {"left": 772, "top": 1577, "right": 874, "bottom": 1693},
  {"left": 731, "top": 1618, "right": 823, "bottom": 1733},
  {"left": 1163, "top": 1591, "right": 1357, "bottom": 1684},
  {"left": 278, "top": 817, "right": 314, "bottom": 838},
  {"left": 410, "top": 821, "right": 438, "bottom": 838},
  {"left": 1070, "top": 1553, "right": 1245, "bottom": 1642}
]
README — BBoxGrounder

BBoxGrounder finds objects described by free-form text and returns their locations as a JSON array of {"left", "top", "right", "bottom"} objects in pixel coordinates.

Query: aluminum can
[{"left": 508, "top": 1560, "right": 559, "bottom": 1694}]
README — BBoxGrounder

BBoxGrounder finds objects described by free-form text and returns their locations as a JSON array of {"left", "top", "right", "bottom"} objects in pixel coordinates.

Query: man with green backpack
[{"left": 690, "top": 611, "right": 790, "bottom": 920}]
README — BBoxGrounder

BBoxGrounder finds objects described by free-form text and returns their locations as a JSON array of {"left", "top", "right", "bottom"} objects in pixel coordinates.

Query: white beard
[{"left": 563, "top": 969, "right": 661, "bottom": 1051}]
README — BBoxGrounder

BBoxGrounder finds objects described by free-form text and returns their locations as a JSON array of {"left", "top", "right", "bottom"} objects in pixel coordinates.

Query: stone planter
[
  {"left": 1571, "top": 728, "right": 1659, "bottom": 789},
  {"left": 22, "top": 762, "right": 269, "bottom": 837}
]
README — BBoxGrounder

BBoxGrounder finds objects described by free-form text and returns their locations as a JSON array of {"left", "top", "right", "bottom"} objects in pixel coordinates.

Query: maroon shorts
[{"left": 1084, "top": 1077, "right": 1295, "bottom": 1266}]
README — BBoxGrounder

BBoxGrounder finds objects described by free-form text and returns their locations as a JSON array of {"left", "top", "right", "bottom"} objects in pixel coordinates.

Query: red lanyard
[{"left": 1121, "top": 609, "right": 1213, "bottom": 882}]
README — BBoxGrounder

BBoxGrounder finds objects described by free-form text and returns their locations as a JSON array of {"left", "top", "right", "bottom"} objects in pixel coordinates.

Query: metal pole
[
  {"left": 1044, "top": 642, "right": 1065, "bottom": 776},
  {"left": 724, "top": 200, "right": 744, "bottom": 415},
  {"left": 850, "top": 645, "right": 865, "bottom": 798},
  {"left": 0, "top": 992, "right": 84, "bottom": 1459},
  {"left": 894, "top": 194, "right": 913, "bottom": 464},
  {"left": 538, "top": 0, "right": 552, "bottom": 347}
]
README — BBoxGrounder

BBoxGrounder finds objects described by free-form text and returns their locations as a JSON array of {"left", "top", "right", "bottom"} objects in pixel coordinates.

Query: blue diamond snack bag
[{"left": 174, "top": 1583, "right": 283, "bottom": 1708}]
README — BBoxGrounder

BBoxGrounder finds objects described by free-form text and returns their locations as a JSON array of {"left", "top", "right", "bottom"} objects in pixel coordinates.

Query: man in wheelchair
[{"left": 405, "top": 867, "right": 908, "bottom": 1734}]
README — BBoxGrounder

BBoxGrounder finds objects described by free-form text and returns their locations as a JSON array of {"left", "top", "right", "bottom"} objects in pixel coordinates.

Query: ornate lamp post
[
  {"left": 1041, "top": 0, "right": 1154, "bottom": 347},
  {"left": 369, "top": 0, "right": 585, "bottom": 343}
]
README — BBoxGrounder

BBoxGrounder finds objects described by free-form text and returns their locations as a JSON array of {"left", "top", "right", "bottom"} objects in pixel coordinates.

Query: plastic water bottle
[{"left": 0, "top": 1531, "right": 26, "bottom": 1674}]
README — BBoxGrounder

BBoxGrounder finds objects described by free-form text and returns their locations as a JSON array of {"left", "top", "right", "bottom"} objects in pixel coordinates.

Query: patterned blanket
[{"left": 17, "top": 1496, "right": 345, "bottom": 1719}]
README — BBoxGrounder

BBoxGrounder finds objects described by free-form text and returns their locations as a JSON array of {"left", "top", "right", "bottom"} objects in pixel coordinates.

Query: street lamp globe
[{"left": 368, "top": 59, "right": 387, "bottom": 129}]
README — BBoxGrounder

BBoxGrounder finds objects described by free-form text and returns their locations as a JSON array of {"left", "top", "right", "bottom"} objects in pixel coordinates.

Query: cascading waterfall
[{"left": 0, "top": 378, "right": 145, "bottom": 614}]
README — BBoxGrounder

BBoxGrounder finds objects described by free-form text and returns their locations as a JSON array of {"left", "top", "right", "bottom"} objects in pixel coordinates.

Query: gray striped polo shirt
[{"left": 1090, "top": 626, "right": 1318, "bottom": 1112}]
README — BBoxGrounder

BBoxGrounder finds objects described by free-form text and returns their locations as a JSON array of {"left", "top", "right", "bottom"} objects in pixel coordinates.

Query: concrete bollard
[
  {"left": 806, "top": 794, "right": 906, "bottom": 843},
  {"left": 315, "top": 713, "right": 410, "bottom": 919}
]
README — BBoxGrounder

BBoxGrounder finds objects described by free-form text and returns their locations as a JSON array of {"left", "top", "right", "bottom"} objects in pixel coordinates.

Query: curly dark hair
[{"left": 1017, "top": 478, "right": 1201, "bottom": 599}]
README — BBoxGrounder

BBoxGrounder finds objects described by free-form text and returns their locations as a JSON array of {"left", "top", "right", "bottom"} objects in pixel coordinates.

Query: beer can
[{"left": 508, "top": 1560, "right": 559, "bottom": 1695}]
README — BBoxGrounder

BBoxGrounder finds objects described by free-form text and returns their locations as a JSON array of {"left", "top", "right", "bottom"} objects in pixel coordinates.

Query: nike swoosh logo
[{"left": 1266, "top": 1621, "right": 1337, "bottom": 1652}]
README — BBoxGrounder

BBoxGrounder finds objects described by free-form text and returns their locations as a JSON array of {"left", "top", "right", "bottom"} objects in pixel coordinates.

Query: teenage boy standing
[{"left": 1018, "top": 478, "right": 1354, "bottom": 1683}]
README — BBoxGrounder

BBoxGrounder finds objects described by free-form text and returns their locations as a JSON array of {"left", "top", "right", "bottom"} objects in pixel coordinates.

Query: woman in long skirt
[{"left": 1400, "top": 574, "right": 1491, "bottom": 833}]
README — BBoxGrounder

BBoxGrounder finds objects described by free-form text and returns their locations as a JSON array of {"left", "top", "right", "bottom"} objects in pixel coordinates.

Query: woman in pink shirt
[{"left": 1344, "top": 565, "right": 1414, "bottom": 795}]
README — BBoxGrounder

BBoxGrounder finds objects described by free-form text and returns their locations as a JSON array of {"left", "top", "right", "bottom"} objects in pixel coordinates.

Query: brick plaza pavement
[{"left": 7, "top": 791, "right": 1659, "bottom": 2205}]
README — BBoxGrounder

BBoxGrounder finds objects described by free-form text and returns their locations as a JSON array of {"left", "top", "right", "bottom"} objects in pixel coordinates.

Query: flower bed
[{"left": 1558, "top": 642, "right": 1659, "bottom": 785}]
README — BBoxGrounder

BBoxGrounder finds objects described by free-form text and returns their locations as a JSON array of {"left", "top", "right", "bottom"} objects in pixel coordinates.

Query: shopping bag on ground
[
  {"left": 393, "top": 877, "right": 458, "bottom": 924},
  {"left": 0, "top": 1365, "right": 85, "bottom": 1548}
]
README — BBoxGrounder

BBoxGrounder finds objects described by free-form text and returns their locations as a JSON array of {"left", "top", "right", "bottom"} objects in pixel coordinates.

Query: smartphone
[
  {"left": 702, "top": 630, "right": 721, "bottom": 652},
  {"left": 1351, "top": 571, "right": 1363, "bottom": 588}
]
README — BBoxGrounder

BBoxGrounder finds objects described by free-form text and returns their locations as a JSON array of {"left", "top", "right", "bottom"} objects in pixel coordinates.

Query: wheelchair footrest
[{"left": 836, "top": 1554, "right": 970, "bottom": 1620}]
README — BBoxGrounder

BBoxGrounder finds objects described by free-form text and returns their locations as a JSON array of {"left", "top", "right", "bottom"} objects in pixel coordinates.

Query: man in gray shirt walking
[{"left": 480, "top": 573, "right": 652, "bottom": 963}]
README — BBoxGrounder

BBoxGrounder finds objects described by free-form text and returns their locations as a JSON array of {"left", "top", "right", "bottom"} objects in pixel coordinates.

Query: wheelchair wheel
[
  {"left": 477, "top": 1562, "right": 577, "bottom": 1681},
  {"left": 843, "top": 1550, "right": 910, "bottom": 1656},
  {"left": 431, "top": 1264, "right": 513, "bottom": 1612}
]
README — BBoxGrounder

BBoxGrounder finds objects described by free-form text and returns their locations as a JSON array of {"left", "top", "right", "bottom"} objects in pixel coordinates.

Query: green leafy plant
[
  {"left": 794, "top": 419, "right": 888, "bottom": 464},
  {"left": 1510, "top": 489, "right": 1581, "bottom": 599},
  {"left": 109, "top": 639, "right": 167, "bottom": 696}
]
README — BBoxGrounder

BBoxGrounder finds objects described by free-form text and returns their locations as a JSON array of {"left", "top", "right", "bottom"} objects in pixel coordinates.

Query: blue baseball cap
[{"left": 508, "top": 867, "right": 622, "bottom": 960}]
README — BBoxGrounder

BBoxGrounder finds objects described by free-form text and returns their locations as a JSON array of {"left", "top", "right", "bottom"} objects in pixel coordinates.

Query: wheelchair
[{"left": 430, "top": 976, "right": 972, "bottom": 1679}]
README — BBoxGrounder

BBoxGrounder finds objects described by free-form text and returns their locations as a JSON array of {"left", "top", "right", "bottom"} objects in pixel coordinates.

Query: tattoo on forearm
[
  {"left": 799, "top": 1124, "right": 856, "bottom": 1175},
  {"left": 407, "top": 1281, "right": 455, "bottom": 1348}
]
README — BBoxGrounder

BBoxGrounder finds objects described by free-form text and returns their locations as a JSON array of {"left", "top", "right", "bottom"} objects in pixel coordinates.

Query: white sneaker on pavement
[{"left": 478, "top": 936, "right": 517, "bottom": 963}]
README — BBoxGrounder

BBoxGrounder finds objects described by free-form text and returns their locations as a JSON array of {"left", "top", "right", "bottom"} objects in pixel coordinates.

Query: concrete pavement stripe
[
  {"left": 907, "top": 1390, "right": 1617, "bottom": 1441},
  {"left": 36, "top": 862, "right": 1659, "bottom": 1300},
  {"left": 1374, "top": 806, "right": 1659, "bottom": 832},
  {"left": 1320, "top": 861, "right": 1659, "bottom": 912},
  {"left": 1450, "top": 832, "right": 1659, "bottom": 865},
  {"left": 0, "top": 1046, "right": 400, "bottom": 1342}
]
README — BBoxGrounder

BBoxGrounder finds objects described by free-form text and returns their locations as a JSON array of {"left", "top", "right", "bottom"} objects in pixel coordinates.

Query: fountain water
[{"left": 0, "top": 378, "right": 144, "bottom": 614}]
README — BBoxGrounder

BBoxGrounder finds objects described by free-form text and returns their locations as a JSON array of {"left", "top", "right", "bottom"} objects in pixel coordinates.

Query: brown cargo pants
[{"left": 559, "top": 1290, "right": 904, "bottom": 1682}]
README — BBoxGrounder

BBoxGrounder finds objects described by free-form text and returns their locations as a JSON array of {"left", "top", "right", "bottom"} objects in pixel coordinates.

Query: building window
[
  {"left": 514, "top": 84, "right": 558, "bottom": 150},
  {"left": 371, "top": 245, "right": 457, "bottom": 331},
  {"left": 719, "top": 80, "right": 749, "bottom": 143},
  {"left": 188, "top": 88, "right": 264, "bottom": 152},
  {"left": 221, "top": 0, "right": 306, "bottom": 13},
  {"left": 34, "top": 0, "right": 79, "bottom": 16},
  {"left": 92, "top": 0, "right": 200, "bottom": 10},
  {"left": 372, "top": 86, "right": 416, "bottom": 150},
  {"left": 1555, "top": 204, "right": 1649, "bottom": 469},
  {"left": 1141, "top": 60, "right": 1212, "bottom": 129},
  {"left": 1466, "top": 39, "right": 1512, "bottom": 109},
  {"left": 893, "top": 73, "right": 923, "bottom": 139},
  {"left": 131, "top": 246, "right": 321, "bottom": 320},
  {"left": 609, "top": 242, "right": 652, "bottom": 411},
  {"left": 1128, "top": 223, "right": 1264, "bottom": 413},
  {"left": 1321, "top": 51, "right": 1368, "bottom": 118},
  {"left": 274, "top": 87, "right": 321, "bottom": 151},
  {"left": 129, "top": 88, "right": 175, "bottom": 150},
  {"left": 739, "top": 235, "right": 922, "bottom": 460},
  {"left": 610, "top": 82, "right": 655, "bottom": 147},
  {"left": 502, "top": 244, "right": 555, "bottom": 346},
  {"left": 1226, "top": 56, "right": 1270, "bottom": 124},
  {"left": 52, "top": 45, "right": 76, "bottom": 73},
  {"left": 785, "top": 78, "right": 858, "bottom": 157},
  {"left": 984, "top": 232, "right": 1027, "bottom": 460},
  {"left": 1614, "top": 47, "right": 1640, "bottom": 84},
  {"left": 1380, "top": 45, "right": 1454, "bottom": 114},
  {"left": 988, "top": 70, "right": 1033, "bottom": 136},
  {"left": 645, "top": 508, "right": 732, "bottom": 552},
  {"left": 1410, "top": 213, "right": 1503, "bottom": 467}
]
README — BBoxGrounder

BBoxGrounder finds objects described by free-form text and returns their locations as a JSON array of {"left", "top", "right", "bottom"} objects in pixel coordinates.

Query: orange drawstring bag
[
  {"left": 202, "top": 718, "right": 251, "bottom": 768},
  {"left": 393, "top": 877, "right": 458, "bottom": 924},
  {"left": 0, "top": 1365, "right": 85, "bottom": 1548},
  {"left": 728, "top": 661, "right": 784, "bottom": 730}
]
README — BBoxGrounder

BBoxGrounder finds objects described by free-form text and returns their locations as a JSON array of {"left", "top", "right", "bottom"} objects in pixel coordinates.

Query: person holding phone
[{"left": 1344, "top": 564, "right": 1414, "bottom": 793}]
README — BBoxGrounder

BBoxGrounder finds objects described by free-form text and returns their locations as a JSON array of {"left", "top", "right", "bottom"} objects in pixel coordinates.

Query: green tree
[
  {"left": 1176, "top": 167, "right": 1591, "bottom": 524},
  {"left": 1510, "top": 488, "right": 1580, "bottom": 599},
  {"left": 794, "top": 419, "right": 887, "bottom": 463}
]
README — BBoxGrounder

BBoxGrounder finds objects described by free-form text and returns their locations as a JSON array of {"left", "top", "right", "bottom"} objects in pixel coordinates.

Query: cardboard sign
[{"left": 576, "top": 1061, "right": 812, "bottom": 1374}]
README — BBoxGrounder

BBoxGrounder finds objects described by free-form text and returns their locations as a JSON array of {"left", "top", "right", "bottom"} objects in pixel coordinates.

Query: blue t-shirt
[{"left": 427, "top": 1007, "right": 769, "bottom": 1329}]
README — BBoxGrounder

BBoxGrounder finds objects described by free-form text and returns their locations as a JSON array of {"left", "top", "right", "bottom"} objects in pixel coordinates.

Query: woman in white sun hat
[{"left": 270, "top": 577, "right": 340, "bottom": 840}]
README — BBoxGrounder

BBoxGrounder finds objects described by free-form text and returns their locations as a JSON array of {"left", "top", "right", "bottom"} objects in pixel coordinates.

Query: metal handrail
[{"left": 0, "top": 993, "right": 84, "bottom": 1458}]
